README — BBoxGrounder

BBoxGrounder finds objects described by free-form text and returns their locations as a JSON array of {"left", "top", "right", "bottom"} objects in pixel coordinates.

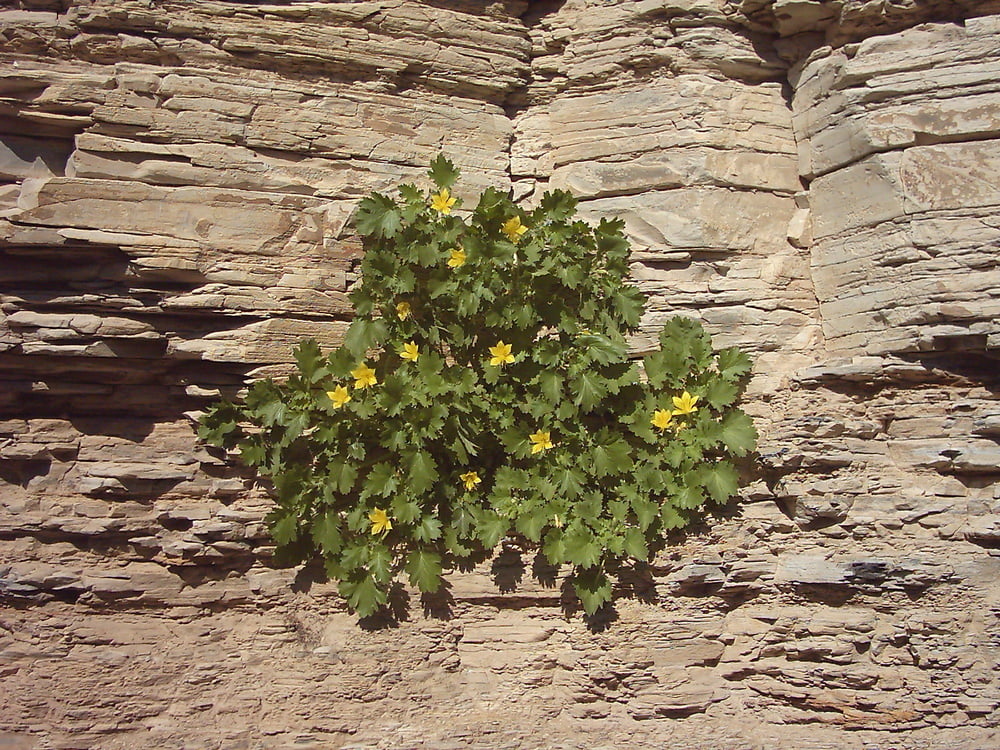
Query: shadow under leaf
[{"left": 491, "top": 546, "right": 525, "bottom": 593}]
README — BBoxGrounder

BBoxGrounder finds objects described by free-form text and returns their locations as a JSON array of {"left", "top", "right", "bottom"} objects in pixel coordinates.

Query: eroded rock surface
[{"left": 1, "top": 1, "right": 998, "bottom": 748}]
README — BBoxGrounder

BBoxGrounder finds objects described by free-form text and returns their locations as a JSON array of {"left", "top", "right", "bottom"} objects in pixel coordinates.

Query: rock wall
[{"left": 1, "top": 1, "right": 998, "bottom": 748}]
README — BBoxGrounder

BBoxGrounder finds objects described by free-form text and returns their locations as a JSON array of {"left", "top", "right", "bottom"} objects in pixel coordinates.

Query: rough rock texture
[{"left": 1, "top": 1, "right": 999, "bottom": 748}]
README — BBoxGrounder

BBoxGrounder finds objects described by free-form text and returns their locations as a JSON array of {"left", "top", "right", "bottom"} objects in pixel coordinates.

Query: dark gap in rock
[
  {"left": 905, "top": 352, "right": 1000, "bottom": 392},
  {"left": 420, "top": 0, "right": 528, "bottom": 16},
  {"left": 49, "top": 585, "right": 84, "bottom": 604},
  {"left": 518, "top": 0, "right": 566, "bottom": 27},
  {"left": 786, "top": 583, "right": 855, "bottom": 606},
  {"left": 166, "top": 559, "right": 257, "bottom": 585},
  {"left": 0, "top": 457, "right": 51, "bottom": 488},
  {"left": 0, "top": 133, "right": 74, "bottom": 178}
]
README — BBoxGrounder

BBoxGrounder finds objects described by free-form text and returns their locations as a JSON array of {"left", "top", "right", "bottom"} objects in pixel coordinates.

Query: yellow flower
[
  {"left": 430, "top": 188, "right": 457, "bottom": 215},
  {"left": 351, "top": 363, "right": 377, "bottom": 389},
  {"left": 488, "top": 341, "right": 515, "bottom": 367},
  {"left": 396, "top": 301, "right": 411, "bottom": 320},
  {"left": 460, "top": 471, "right": 481, "bottom": 491},
  {"left": 400, "top": 342, "right": 419, "bottom": 362},
  {"left": 447, "top": 248, "right": 466, "bottom": 268},
  {"left": 529, "top": 430, "right": 553, "bottom": 454},
  {"left": 369, "top": 507, "right": 392, "bottom": 536},
  {"left": 502, "top": 216, "right": 528, "bottom": 242},
  {"left": 326, "top": 385, "right": 351, "bottom": 409},
  {"left": 672, "top": 391, "right": 699, "bottom": 416},
  {"left": 651, "top": 409, "right": 673, "bottom": 431}
]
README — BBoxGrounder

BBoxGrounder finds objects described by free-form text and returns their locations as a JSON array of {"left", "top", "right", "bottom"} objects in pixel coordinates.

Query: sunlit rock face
[{"left": 1, "top": 2, "right": 998, "bottom": 748}]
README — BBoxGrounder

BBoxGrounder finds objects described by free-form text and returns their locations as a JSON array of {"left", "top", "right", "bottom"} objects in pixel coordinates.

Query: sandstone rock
[
  {"left": 0, "top": 2, "right": 999, "bottom": 748},
  {"left": 774, "top": 554, "right": 850, "bottom": 586},
  {"left": 797, "top": 20, "right": 1000, "bottom": 358},
  {"left": 731, "top": 0, "right": 1000, "bottom": 44}
]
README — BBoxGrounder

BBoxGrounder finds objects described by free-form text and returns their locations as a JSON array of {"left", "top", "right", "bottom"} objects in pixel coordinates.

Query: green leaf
[
  {"left": 534, "top": 340, "right": 562, "bottom": 366},
  {"left": 563, "top": 525, "right": 602, "bottom": 568},
  {"left": 475, "top": 510, "right": 508, "bottom": 548},
  {"left": 595, "top": 217, "right": 629, "bottom": 256},
  {"left": 635, "top": 464, "right": 663, "bottom": 493},
  {"left": 631, "top": 497, "right": 659, "bottom": 530},
  {"left": 697, "top": 461, "right": 740, "bottom": 503},
  {"left": 238, "top": 438, "right": 266, "bottom": 467},
  {"left": 311, "top": 512, "right": 342, "bottom": 555},
  {"left": 676, "top": 484, "right": 704, "bottom": 510},
  {"left": 444, "top": 527, "right": 475, "bottom": 558},
  {"left": 578, "top": 333, "right": 625, "bottom": 365},
  {"left": 573, "top": 370, "right": 607, "bottom": 411},
  {"left": 608, "top": 499, "right": 629, "bottom": 522},
  {"left": 555, "top": 466, "right": 585, "bottom": 498},
  {"left": 452, "top": 507, "right": 474, "bottom": 537},
  {"left": 473, "top": 186, "right": 508, "bottom": 220},
  {"left": 556, "top": 400, "right": 576, "bottom": 420},
  {"left": 339, "top": 573, "right": 387, "bottom": 617},
  {"left": 428, "top": 153, "right": 459, "bottom": 189},
  {"left": 515, "top": 303, "right": 537, "bottom": 329},
  {"left": 659, "top": 316, "right": 712, "bottom": 368},
  {"left": 407, "top": 451, "right": 439, "bottom": 495},
  {"left": 405, "top": 549, "right": 443, "bottom": 592},
  {"left": 329, "top": 460, "right": 358, "bottom": 494},
  {"left": 515, "top": 509, "right": 549, "bottom": 543},
  {"left": 500, "top": 427, "right": 530, "bottom": 458},
  {"left": 535, "top": 190, "right": 578, "bottom": 222},
  {"left": 557, "top": 263, "right": 584, "bottom": 288},
  {"left": 717, "top": 347, "right": 752, "bottom": 381},
  {"left": 704, "top": 378, "right": 739, "bottom": 410},
  {"left": 660, "top": 502, "right": 686, "bottom": 529},
  {"left": 341, "top": 542, "right": 369, "bottom": 571},
  {"left": 414, "top": 515, "right": 443, "bottom": 542},
  {"left": 368, "top": 545, "right": 393, "bottom": 583},
  {"left": 390, "top": 497, "right": 421, "bottom": 525},
  {"left": 542, "top": 528, "right": 566, "bottom": 564},
  {"left": 417, "top": 243, "right": 440, "bottom": 266},
  {"left": 363, "top": 463, "right": 399, "bottom": 498},
  {"left": 573, "top": 567, "right": 612, "bottom": 615},
  {"left": 538, "top": 371, "right": 562, "bottom": 404},
  {"left": 575, "top": 496, "right": 602, "bottom": 523},
  {"left": 623, "top": 527, "right": 648, "bottom": 560},
  {"left": 197, "top": 405, "right": 239, "bottom": 446},
  {"left": 613, "top": 286, "right": 645, "bottom": 328},
  {"left": 354, "top": 192, "right": 402, "bottom": 239},
  {"left": 257, "top": 399, "right": 288, "bottom": 427},
  {"left": 343, "top": 317, "right": 388, "bottom": 358},
  {"left": 592, "top": 439, "right": 633, "bottom": 477},
  {"left": 294, "top": 339, "right": 323, "bottom": 381},
  {"left": 642, "top": 350, "right": 665, "bottom": 389},
  {"left": 718, "top": 411, "right": 757, "bottom": 456},
  {"left": 399, "top": 183, "right": 423, "bottom": 205},
  {"left": 271, "top": 513, "right": 299, "bottom": 546}
]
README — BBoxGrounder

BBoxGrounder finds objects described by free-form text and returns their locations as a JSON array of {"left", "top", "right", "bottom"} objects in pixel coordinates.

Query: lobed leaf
[
  {"left": 428, "top": 153, "right": 459, "bottom": 190},
  {"left": 405, "top": 549, "right": 443, "bottom": 592},
  {"left": 354, "top": 192, "right": 402, "bottom": 239}
]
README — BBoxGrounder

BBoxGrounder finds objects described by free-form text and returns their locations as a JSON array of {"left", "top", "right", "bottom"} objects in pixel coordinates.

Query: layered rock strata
[{"left": 1, "top": 1, "right": 998, "bottom": 748}]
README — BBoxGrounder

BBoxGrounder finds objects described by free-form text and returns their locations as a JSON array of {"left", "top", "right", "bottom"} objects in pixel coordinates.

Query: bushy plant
[{"left": 199, "top": 155, "right": 756, "bottom": 616}]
